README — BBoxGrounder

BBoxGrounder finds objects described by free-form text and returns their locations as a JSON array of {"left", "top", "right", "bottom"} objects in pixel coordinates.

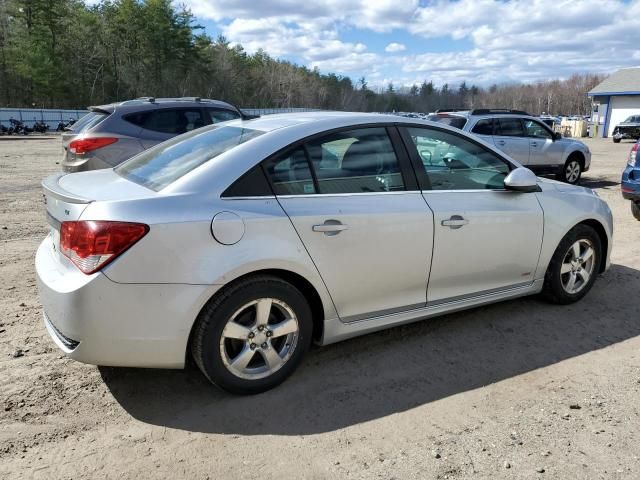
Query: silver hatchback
[
  {"left": 61, "top": 97, "right": 243, "bottom": 172},
  {"left": 37, "top": 112, "right": 612, "bottom": 394}
]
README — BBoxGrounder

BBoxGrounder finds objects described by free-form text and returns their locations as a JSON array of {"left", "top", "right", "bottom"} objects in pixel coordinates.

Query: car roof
[{"left": 89, "top": 98, "right": 238, "bottom": 114}]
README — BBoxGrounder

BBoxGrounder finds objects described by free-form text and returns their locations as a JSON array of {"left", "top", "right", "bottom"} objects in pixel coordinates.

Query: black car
[{"left": 612, "top": 115, "right": 640, "bottom": 143}]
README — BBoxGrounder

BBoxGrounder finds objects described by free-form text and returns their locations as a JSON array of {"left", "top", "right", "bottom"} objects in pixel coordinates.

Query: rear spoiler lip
[
  {"left": 88, "top": 105, "right": 114, "bottom": 115},
  {"left": 42, "top": 173, "right": 93, "bottom": 204}
]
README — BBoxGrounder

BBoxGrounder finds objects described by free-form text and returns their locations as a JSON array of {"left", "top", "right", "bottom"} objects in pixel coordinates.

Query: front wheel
[
  {"left": 632, "top": 202, "right": 640, "bottom": 221},
  {"left": 190, "top": 275, "right": 313, "bottom": 394},
  {"left": 612, "top": 137, "right": 621, "bottom": 143},
  {"left": 557, "top": 155, "right": 582, "bottom": 184},
  {"left": 541, "top": 224, "right": 602, "bottom": 304}
]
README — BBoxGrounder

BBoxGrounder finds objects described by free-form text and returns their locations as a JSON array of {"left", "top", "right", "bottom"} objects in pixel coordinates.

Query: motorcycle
[
  {"left": 32, "top": 119, "right": 49, "bottom": 133},
  {"left": 55, "top": 118, "right": 77, "bottom": 131},
  {"left": 8, "top": 118, "right": 29, "bottom": 135},
  {"left": 0, "top": 124, "right": 7, "bottom": 135}
]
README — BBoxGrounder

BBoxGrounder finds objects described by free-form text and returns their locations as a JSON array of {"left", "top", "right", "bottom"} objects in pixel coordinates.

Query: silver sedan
[{"left": 36, "top": 112, "right": 613, "bottom": 394}]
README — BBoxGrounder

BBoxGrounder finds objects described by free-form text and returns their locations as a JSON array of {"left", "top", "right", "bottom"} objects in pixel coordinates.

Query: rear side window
[
  {"left": 125, "top": 108, "right": 206, "bottom": 134},
  {"left": 69, "top": 112, "right": 108, "bottom": 133},
  {"left": 428, "top": 115, "right": 467, "bottom": 130},
  {"left": 207, "top": 109, "right": 241, "bottom": 123},
  {"left": 496, "top": 118, "right": 524, "bottom": 137},
  {"left": 471, "top": 119, "right": 494, "bottom": 135},
  {"left": 263, "top": 148, "right": 316, "bottom": 195},
  {"left": 306, "top": 127, "right": 405, "bottom": 194},
  {"left": 115, "top": 126, "right": 264, "bottom": 191}
]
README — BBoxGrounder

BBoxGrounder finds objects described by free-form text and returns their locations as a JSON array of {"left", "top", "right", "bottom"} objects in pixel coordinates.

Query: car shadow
[
  {"left": 580, "top": 177, "right": 620, "bottom": 189},
  {"left": 101, "top": 263, "right": 640, "bottom": 436}
]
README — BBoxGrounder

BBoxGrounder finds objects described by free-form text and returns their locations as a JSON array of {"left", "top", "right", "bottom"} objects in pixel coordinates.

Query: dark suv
[{"left": 61, "top": 97, "right": 244, "bottom": 172}]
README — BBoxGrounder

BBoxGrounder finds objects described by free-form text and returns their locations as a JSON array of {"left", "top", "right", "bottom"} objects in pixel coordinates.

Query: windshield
[
  {"left": 623, "top": 116, "right": 640, "bottom": 123},
  {"left": 427, "top": 114, "right": 468, "bottom": 130},
  {"left": 115, "top": 126, "right": 264, "bottom": 191}
]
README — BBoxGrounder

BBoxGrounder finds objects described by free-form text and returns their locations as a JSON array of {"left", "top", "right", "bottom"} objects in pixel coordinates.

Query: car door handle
[
  {"left": 530, "top": 141, "right": 538, "bottom": 147},
  {"left": 441, "top": 215, "right": 469, "bottom": 229},
  {"left": 312, "top": 221, "right": 348, "bottom": 235},
  {"left": 496, "top": 140, "right": 506, "bottom": 146}
]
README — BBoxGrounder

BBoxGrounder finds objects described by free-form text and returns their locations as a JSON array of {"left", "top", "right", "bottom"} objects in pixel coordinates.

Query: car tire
[
  {"left": 632, "top": 202, "right": 640, "bottom": 221},
  {"left": 541, "top": 224, "right": 602, "bottom": 305},
  {"left": 557, "top": 154, "right": 583, "bottom": 184},
  {"left": 190, "top": 275, "right": 313, "bottom": 394},
  {"left": 612, "top": 138, "right": 621, "bottom": 143}
]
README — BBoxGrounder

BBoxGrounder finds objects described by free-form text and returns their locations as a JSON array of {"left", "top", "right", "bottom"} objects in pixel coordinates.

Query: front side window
[
  {"left": 263, "top": 148, "right": 316, "bottom": 195},
  {"left": 305, "top": 127, "right": 405, "bottom": 194},
  {"left": 406, "top": 127, "right": 510, "bottom": 190},
  {"left": 523, "top": 119, "right": 553, "bottom": 139},
  {"left": 116, "top": 126, "right": 264, "bottom": 191},
  {"left": 496, "top": 118, "right": 524, "bottom": 137}
]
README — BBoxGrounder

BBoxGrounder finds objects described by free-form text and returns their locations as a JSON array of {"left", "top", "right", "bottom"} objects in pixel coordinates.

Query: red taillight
[
  {"left": 60, "top": 221, "right": 149, "bottom": 274},
  {"left": 69, "top": 137, "right": 118, "bottom": 155}
]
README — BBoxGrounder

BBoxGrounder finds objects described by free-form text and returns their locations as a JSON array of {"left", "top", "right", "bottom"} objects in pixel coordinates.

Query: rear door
[
  {"left": 493, "top": 117, "right": 531, "bottom": 165},
  {"left": 401, "top": 125, "right": 543, "bottom": 303},
  {"left": 265, "top": 126, "right": 434, "bottom": 322}
]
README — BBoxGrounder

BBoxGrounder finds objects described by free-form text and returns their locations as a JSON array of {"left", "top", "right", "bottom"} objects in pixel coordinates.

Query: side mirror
[
  {"left": 553, "top": 132, "right": 563, "bottom": 141},
  {"left": 504, "top": 167, "right": 541, "bottom": 193}
]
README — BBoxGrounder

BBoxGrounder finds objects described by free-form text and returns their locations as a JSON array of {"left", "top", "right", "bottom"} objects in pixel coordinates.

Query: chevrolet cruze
[{"left": 36, "top": 112, "right": 613, "bottom": 394}]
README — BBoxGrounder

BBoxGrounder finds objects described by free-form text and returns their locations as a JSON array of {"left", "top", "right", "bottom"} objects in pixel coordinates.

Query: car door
[
  {"left": 523, "top": 118, "right": 557, "bottom": 167},
  {"left": 264, "top": 126, "right": 434, "bottom": 322},
  {"left": 493, "top": 117, "right": 531, "bottom": 165},
  {"left": 400, "top": 125, "right": 543, "bottom": 304}
]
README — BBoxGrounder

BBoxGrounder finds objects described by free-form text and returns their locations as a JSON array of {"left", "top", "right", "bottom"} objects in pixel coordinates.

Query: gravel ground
[{"left": 0, "top": 136, "right": 639, "bottom": 479}]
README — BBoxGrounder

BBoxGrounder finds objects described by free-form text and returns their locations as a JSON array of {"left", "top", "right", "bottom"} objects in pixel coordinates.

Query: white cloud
[
  {"left": 385, "top": 43, "right": 406, "bottom": 53},
  {"left": 178, "top": 0, "right": 640, "bottom": 87}
]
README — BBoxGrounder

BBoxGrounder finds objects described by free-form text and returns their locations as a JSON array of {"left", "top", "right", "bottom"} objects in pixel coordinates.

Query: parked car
[
  {"left": 61, "top": 97, "right": 245, "bottom": 172},
  {"left": 612, "top": 115, "right": 640, "bottom": 143},
  {"left": 428, "top": 109, "right": 591, "bottom": 184},
  {"left": 37, "top": 112, "right": 612, "bottom": 394},
  {"left": 621, "top": 140, "right": 640, "bottom": 220}
]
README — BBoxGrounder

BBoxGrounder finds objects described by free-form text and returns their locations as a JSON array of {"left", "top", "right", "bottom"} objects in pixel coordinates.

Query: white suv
[{"left": 428, "top": 109, "right": 591, "bottom": 184}]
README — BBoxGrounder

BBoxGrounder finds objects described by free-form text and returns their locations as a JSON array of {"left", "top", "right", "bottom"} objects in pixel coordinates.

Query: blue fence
[
  {"left": 0, "top": 107, "right": 318, "bottom": 129},
  {"left": 0, "top": 108, "right": 87, "bottom": 130}
]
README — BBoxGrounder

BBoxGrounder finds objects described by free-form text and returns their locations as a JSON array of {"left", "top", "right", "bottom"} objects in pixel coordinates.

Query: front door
[
  {"left": 401, "top": 125, "right": 544, "bottom": 303},
  {"left": 493, "top": 117, "right": 531, "bottom": 165},
  {"left": 264, "top": 127, "right": 434, "bottom": 321},
  {"left": 522, "top": 118, "right": 557, "bottom": 168}
]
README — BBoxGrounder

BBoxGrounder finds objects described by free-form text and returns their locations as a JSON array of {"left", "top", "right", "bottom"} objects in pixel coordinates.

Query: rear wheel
[
  {"left": 557, "top": 154, "right": 583, "bottom": 184},
  {"left": 613, "top": 138, "right": 621, "bottom": 143},
  {"left": 632, "top": 202, "right": 640, "bottom": 221},
  {"left": 191, "top": 275, "right": 313, "bottom": 394},
  {"left": 542, "top": 224, "right": 601, "bottom": 304}
]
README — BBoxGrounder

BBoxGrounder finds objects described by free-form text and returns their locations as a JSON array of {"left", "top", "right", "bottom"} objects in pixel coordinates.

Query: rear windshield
[
  {"left": 427, "top": 114, "right": 468, "bottom": 130},
  {"left": 69, "top": 111, "right": 109, "bottom": 132},
  {"left": 115, "top": 126, "right": 264, "bottom": 191}
]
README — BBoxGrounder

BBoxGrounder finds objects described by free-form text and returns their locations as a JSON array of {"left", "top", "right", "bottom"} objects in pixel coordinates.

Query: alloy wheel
[
  {"left": 565, "top": 160, "right": 581, "bottom": 183},
  {"left": 219, "top": 298, "right": 300, "bottom": 380},
  {"left": 560, "top": 239, "right": 596, "bottom": 294}
]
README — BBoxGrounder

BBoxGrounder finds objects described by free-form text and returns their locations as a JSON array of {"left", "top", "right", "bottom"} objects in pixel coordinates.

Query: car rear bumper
[
  {"left": 62, "top": 153, "right": 112, "bottom": 173},
  {"left": 36, "top": 234, "right": 217, "bottom": 368}
]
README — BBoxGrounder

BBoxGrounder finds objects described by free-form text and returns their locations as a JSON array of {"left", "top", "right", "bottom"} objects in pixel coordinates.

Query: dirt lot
[{"left": 1, "top": 136, "right": 639, "bottom": 479}]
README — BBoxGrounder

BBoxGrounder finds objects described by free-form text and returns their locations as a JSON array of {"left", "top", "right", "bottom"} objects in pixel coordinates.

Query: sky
[{"left": 179, "top": 0, "right": 640, "bottom": 89}]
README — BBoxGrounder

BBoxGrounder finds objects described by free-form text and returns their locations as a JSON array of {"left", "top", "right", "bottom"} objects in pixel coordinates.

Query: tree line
[{"left": 0, "top": 0, "right": 604, "bottom": 116}]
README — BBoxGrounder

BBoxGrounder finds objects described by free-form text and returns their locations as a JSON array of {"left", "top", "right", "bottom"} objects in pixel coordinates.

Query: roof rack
[
  {"left": 470, "top": 109, "right": 530, "bottom": 115},
  {"left": 135, "top": 96, "right": 156, "bottom": 103},
  {"left": 435, "top": 109, "right": 467, "bottom": 113}
]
